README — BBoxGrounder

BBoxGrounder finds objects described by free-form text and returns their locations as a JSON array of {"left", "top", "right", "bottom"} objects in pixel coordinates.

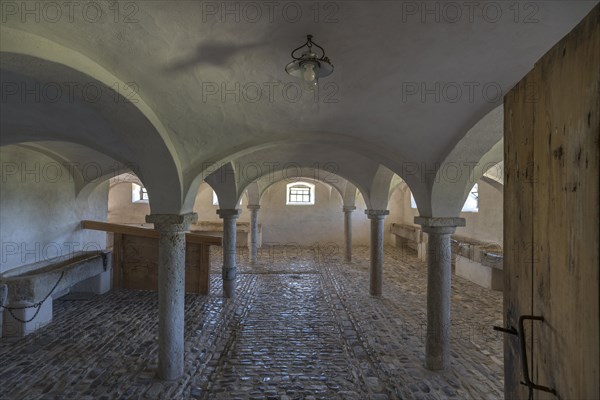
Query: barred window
[
  {"left": 286, "top": 182, "right": 315, "bottom": 205},
  {"left": 289, "top": 186, "right": 311, "bottom": 203}
]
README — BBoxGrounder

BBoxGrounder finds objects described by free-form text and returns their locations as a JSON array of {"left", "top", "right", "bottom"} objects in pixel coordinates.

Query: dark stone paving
[{"left": 0, "top": 246, "right": 503, "bottom": 399}]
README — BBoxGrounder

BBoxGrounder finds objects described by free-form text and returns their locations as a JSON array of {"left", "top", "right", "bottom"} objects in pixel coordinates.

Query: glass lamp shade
[
  {"left": 303, "top": 64, "right": 316, "bottom": 82},
  {"left": 285, "top": 58, "right": 334, "bottom": 81}
]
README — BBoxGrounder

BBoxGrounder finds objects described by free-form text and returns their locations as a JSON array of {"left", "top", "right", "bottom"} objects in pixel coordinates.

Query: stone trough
[
  {"left": 452, "top": 237, "right": 503, "bottom": 291},
  {"left": 0, "top": 251, "right": 112, "bottom": 337},
  {"left": 389, "top": 223, "right": 428, "bottom": 261},
  {"left": 189, "top": 221, "right": 262, "bottom": 248}
]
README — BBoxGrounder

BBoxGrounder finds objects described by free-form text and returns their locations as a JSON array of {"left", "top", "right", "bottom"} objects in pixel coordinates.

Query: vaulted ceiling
[{"left": 1, "top": 1, "right": 596, "bottom": 213}]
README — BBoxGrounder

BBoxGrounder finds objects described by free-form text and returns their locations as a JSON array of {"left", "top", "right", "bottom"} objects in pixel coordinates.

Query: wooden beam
[{"left": 81, "top": 220, "right": 222, "bottom": 246}]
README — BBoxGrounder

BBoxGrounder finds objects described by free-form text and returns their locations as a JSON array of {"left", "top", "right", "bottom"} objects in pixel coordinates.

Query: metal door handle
[
  {"left": 517, "top": 315, "right": 556, "bottom": 396},
  {"left": 494, "top": 315, "right": 556, "bottom": 396}
]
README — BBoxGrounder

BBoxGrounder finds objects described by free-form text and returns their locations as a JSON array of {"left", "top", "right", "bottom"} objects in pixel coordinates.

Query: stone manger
[
  {"left": 0, "top": 250, "right": 112, "bottom": 337},
  {"left": 390, "top": 223, "right": 428, "bottom": 261},
  {"left": 390, "top": 223, "right": 503, "bottom": 291},
  {"left": 189, "top": 220, "right": 262, "bottom": 248},
  {"left": 452, "top": 236, "right": 503, "bottom": 291}
]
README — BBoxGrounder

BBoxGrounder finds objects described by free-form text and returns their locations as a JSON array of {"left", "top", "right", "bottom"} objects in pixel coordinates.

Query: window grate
[{"left": 287, "top": 184, "right": 314, "bottom": 205}]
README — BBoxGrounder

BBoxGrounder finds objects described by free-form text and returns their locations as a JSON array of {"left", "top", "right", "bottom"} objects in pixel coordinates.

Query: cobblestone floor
[{"left": 0, "top": 246, "right": 503, "bottom": 400}]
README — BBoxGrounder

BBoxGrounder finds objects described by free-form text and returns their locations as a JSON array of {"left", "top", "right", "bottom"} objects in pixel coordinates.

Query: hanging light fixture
[{"left": 285, "top": 34, "right": 334, "bottom": 84}]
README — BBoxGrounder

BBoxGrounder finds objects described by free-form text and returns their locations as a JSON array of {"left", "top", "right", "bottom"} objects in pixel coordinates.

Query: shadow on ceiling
[{"left": 163, "top": 41, "right": 264, "bottom": 72}]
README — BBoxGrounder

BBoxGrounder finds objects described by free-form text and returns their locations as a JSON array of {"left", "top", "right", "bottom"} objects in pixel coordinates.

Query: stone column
[
  {"left": 145, "top": 212, "right": 197, "bottom": 381},
  {"left": 217, "top": 209, "right": 239, "bottom": 298},
  {"left": 415, "top": 216, "right": 465, "bottom": 371},
  {"left": 365, "top": 210, "right": 389, "bottom": 296},
  {"left": 247, "top": 205, "right": 260, "bottom": 263},
  {"left": 343, "top": 206, "right": 356, "bottom": 262}
]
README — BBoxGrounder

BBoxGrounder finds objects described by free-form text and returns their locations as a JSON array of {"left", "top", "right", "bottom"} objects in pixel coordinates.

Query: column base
[{"left": 426, "top": 355, "right": 448, "bottom": 371}]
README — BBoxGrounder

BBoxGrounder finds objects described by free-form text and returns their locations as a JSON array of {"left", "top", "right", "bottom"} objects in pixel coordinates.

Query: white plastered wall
[
  {"left": 0, "top": 146, "right": 108, "bottom": 273},
  {"left": 108, "top": 180, "right": 373, "bottom": 248}
]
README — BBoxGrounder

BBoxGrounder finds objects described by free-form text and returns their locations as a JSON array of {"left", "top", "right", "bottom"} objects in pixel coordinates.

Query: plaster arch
[
  {"left": 183, "top": 143, "right": 379, "bottom": 212},
  {"left": 368, "top": 165, "right": 396, "bottom": 210},
  {"left": 245, "top": 182, "right": 261, "bottom": 207},
  {"left": 342, "top": 182, "right": 359, "bottom": 208},
  {"left": 203, "top": 162, "right": 239, "bottom": 210},
  {"left": 482, "top": 161, "right": 504, "bottom": 190},
  {"left": 79, "top": 170, "right": 147, "bottom": 205},
  {"left": 255, "top": 175, "right": 345, "bottom": 207},
  {"left": 388, "top": 174, "right": 411, "bottom": 201},
  {"left": 13, "top": 143, "right": 86, "bottom": 197},
  {"left": 108, "top": 173, "right": 144, "bottom": 188},
  {"left": 181, "top": 136, "right": 430, "bottom": 215},
  {"left": 253, "top": 169, "right": 348, "bottom": 201},
  {"left": 429, "top": 105, "right": 504, "bottom": 217},
  {"left": 241, "top": 167, "right": 370, "bottom": 210},
  {"left": 7, "top": 141, "right": 144, "bottom": 207},
  {"left": 0, "top": 27, "right": 184, "bottom": 213},
  {"left": 102, "top": 172, "right": 148, "bottom": 205}
]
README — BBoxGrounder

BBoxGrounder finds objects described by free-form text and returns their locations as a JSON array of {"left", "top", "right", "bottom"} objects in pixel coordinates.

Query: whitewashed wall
[{"left": 0, "top": 146, "right": 108, "bottom": 273}]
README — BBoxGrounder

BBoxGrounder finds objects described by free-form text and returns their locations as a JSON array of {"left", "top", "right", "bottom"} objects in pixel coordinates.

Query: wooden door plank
[
  {"left": 532, "top": 5, "right": 599, "bottom": 399},
  {"left": 504, "top": 70, "right": 536, "bottom": 400}
]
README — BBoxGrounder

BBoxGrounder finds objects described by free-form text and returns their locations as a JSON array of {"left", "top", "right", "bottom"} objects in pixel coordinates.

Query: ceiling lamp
[{"left": 285, "top": 34, "right": 334, "bottom": 84}]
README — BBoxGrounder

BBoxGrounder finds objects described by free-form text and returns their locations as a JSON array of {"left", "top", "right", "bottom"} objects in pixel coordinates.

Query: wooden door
[{"left": 504, "top": 4, "right": 599, "bottom": 399}]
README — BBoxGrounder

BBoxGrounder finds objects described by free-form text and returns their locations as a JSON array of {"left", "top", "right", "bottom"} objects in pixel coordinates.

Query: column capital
[
  {"left": 365, "top": 209, "right": 389, "bottom": 220},
  {"left": 343, "top": 206, "right": 356, "bottom": 213},
  {"left": 217, "top": 209, "right": 240, "bottom": 219},
  {"left": 414, "top": 216, "right": 465, "bottom": 234},
  {"left": 146, "top": 213, "right": 197, "bottom": 232},
  {"left": 247, "top": 205, "right": 261, "bottom": 211}
]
